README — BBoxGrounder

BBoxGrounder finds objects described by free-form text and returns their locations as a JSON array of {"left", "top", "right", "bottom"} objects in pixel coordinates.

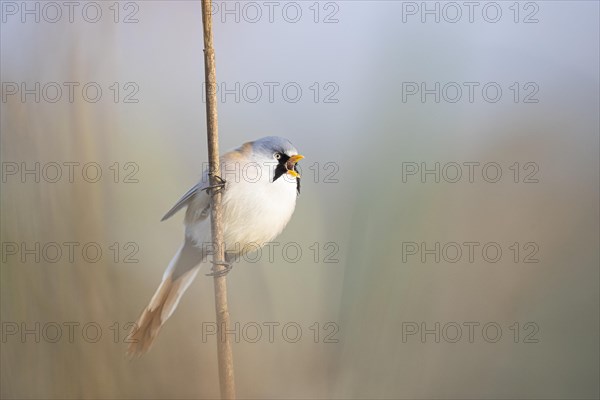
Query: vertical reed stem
[{"left": 200, "top": 1, "right": 236, "bottom": 398}]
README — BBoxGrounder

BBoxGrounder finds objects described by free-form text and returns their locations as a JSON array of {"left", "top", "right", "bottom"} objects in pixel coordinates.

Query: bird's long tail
[{"left": 127, "top": 239, "right": 203, "bottom": 357}]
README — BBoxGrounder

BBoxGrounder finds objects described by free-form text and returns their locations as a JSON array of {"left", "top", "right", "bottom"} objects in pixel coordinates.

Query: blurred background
[{"left": 1, "top": 1, "right": 598, "bottom": 399}]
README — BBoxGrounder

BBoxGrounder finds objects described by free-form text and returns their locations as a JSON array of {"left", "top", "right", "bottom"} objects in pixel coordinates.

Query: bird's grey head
[
  {"left": 252, "top": 136, "right": 303, "bottom": 194},
  {"left": 252, "top": 136, "right": 298, "bottom": 157}
]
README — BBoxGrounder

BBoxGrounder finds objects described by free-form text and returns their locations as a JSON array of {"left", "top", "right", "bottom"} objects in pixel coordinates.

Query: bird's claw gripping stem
[
  {"left": 203, "top": 173, "right": 226, "bottom": 194},
  {"left": 206, "top": 260, "right": 232, "bottom": 277}
]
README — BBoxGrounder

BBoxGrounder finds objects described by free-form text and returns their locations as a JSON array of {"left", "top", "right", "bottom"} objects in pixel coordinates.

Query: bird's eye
[{"left": 274, "top": 153, "right": 281, "bottom": 160}]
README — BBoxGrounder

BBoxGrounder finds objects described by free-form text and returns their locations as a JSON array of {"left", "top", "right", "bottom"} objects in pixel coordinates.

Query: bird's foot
[
  {"left": 203, "top": 173, "right": 226, "bottom": 194},
  {"left": 206, "top": 259, "right": 232, "bottom": 277}
]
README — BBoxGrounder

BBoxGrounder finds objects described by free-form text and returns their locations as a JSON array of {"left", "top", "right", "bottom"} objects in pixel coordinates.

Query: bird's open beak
[{"left": 286, "top": 155, "right": 304, "bottom": 178}]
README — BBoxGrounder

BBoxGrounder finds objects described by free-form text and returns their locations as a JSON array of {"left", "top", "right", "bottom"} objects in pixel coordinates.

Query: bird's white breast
[{"left": 186, "top": 159, "right": 298, "bottom": 254}]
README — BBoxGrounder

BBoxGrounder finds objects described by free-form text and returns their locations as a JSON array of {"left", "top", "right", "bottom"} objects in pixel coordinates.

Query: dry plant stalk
[{"left": 200, "top": 0, "right": 236, "bottom": 398}]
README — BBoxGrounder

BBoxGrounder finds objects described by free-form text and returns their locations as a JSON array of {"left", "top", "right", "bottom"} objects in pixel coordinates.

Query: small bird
[{"left": 127, "top": 136, "right": 303, "bottom": 356}]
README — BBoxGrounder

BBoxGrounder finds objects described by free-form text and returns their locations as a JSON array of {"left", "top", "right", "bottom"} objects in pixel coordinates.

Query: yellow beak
[
  {"left": 288, "top": 155, "right": 304, "bottom": 164},
  {"left": 286, "top": 154, "right": 304, "bottom": 178}
]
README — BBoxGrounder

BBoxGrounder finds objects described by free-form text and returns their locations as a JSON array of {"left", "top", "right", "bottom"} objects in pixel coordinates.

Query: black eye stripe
[
  {"left": 295, "top": 164, "right": 301, "bottom": 195},
  {"left": 272, "top": 160, "right": 301, "bottom": 195},
  {"left": 273, "top": 163, "right": 287, "bottom": 182}
]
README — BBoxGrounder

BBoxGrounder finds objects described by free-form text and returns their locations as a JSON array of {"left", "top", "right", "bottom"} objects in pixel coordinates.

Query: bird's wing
[
  {"left": 161, "top": 143, "right": 253, "bottom": 222},
  {"left": 161, "top": 174, "right": 209, "bottom": 222}
]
